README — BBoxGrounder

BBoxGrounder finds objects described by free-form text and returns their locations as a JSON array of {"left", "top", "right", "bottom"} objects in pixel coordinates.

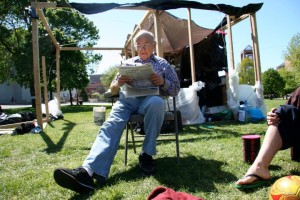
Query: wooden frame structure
[{"left": 30, "top": 1, "right": 262, "bottom": 128}]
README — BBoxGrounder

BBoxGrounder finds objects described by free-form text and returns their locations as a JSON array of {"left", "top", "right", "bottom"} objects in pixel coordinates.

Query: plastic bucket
[{"left": 93, "top": 107, "right": 106, "bottom": 125}]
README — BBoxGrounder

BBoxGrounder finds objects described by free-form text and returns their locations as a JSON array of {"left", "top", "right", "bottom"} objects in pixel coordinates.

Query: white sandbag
[
  {"left": 237, "top": 84, "right": 267, "bottom": 116},
  {"left": 42, "top": 97, "right": 63, "bottom": 117},
  {"left": 238, "top": 84, "right": 257, "bottom": 107},
  {"left": 168, "top": 87, "right": 205, "bottom": 125},
  {"left": 227, "top": 70, "right": 240, "bottom": 119}
]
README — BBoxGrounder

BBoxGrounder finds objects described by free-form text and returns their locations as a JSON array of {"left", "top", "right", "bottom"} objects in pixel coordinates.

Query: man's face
[{"left": 135, "top": 37, "right": 155, "bottom": 61}]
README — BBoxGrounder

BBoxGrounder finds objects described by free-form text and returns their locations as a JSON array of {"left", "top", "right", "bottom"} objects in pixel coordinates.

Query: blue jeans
[{"left": 82, "top": 94, "right": 165, "bottom": 179}]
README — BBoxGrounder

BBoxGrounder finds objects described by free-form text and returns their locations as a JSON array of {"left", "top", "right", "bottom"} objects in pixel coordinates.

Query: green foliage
[
  {"left": 237, "top": 57, "right": 255, "bottom": 85},
  {"left": 1, "top": 100, "right": 299, "bottom": 199},
  {"left": 0, "top": 0, "right": 31, "bottom": 84},
  {"left": 284, "top": 32, "right": 300, "bottom": 85},
  {"left": 101, "top": 66, "right": 118, "bottom": 87},
  {"left": 278, "top": 68, "right": 298, "bottom": 95},
  {"left": 262, "top": 68, "right": 285, "bottom": 97},
  {"left": 91, "top": 92, "right": 101, "bottom": 99}
]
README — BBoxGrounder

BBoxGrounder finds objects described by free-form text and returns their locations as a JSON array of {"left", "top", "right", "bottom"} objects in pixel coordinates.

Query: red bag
[{"left": 147, "top": 186, "right": 204, "bottom": 200}]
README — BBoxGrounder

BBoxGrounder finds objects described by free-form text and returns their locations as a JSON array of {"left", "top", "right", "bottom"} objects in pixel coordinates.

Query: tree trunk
[{"left": 69, "top": 90, "right": 73, "bottom": 105}]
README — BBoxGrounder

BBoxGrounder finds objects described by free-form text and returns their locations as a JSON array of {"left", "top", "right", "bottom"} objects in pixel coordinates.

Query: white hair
[{"left": 134, "top": 30, "right": 156, "bottom": 44}]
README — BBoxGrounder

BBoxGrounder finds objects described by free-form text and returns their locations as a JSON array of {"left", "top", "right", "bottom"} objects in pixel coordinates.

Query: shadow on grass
[
  {"left": 114, "top": 156, "right": 235, "bottom": 192},
  {"left": 39, "top": 119, "right": 76, "bottom": 154},
  {"left": 68, "top": 155, "right": 237, "bottom": 199}
]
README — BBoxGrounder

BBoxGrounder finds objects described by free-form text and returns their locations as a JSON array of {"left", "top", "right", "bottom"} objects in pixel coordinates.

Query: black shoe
[
  {"left": 53, "top": 167, "right": 94, "bottom": 193},
  {"left": 139, "top": 153, "right": 155, "bottom": 175}
]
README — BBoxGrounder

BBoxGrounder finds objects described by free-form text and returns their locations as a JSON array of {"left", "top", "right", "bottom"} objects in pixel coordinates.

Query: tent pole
[
  {"left": 42, "top": 56, "right": 50, "bottom": 122},
  {"left": 226, "top": 15, "right": 235, "bottom": 71},
  {"left": 56, "top": 47, "right": 61, "bottom": 107},
  {"left": 187, "top": 8, "right": 196, "bottom": 83},
  {"left": 31, "top": 3, "right": 43, "bottom": 128},
  {"left": 154, "top": 10, "right": 163, "bottom": 57},
  {"left": 250, "top": 13, "right": 262, "bottom": 82},
  {"left": 131, "top": 38, "right": 136, "bottom": 57}
]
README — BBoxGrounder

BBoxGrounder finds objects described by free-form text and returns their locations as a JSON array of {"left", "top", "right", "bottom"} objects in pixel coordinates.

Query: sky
[{"left": 70, "top": 0, "right": 300, "bottom": 74}]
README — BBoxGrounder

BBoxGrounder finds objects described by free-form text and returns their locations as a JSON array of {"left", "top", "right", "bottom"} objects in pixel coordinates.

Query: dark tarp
[
  {"left": 180, "top": 33, "right": 227, "bottom": 107},
  {"left": 66, "top": 1, "right": 263, "bottom": 19}
]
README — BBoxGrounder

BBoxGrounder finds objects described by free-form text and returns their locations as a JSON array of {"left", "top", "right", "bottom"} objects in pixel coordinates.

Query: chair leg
[
  {"left": 175, "top": 128, "right": 180, "bottom": 164},
  {"left": 130, "top": 122, "right": 137, "bottom": 154},
  {"left": 173, "top": 97, "right": 180, "bottom": 164},
  {"left": 124, "top": 124, "right": 129, "bottom": 165}
]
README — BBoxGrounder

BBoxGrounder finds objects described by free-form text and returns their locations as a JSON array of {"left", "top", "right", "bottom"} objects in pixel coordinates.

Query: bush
[{"left": 91, "top": 92, "right": 101, "bottom": 99}]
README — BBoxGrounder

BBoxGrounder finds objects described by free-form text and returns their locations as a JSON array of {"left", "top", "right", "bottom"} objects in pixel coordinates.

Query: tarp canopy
[
  {"left": 67, "top": 1, "right": 263, "bottom": 18},
  {"left": 66, "top": 0, "right": 263, "bottom": 53},
  {"left": 130, "top": 11, "right": 214, "bottom": 53}
]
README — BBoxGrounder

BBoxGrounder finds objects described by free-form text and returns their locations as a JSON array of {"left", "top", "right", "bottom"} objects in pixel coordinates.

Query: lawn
[{"left": 0, "top": 99, "right": 299, "bottom": 200}]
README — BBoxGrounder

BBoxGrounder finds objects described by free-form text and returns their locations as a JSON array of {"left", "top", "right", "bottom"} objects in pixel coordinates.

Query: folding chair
[{"left": 124, "top": 96, "right": 180, "bottom": 165}]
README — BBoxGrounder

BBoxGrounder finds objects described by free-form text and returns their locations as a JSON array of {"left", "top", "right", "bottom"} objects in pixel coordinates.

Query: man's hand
[
  {"left": 267, "top": 107, "right": 280, "bottom": 126},
  {"left": 110, "top": 75, "right": 132, "bottom": 95},
  {"left": 150, "top": 73, "right": 164, "bottom": 86},
  {"left": 116, "top": 75, "right": 132, "bottom": 87}
]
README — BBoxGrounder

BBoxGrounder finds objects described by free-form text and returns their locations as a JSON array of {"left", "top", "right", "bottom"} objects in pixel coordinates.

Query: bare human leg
[{"left": 236, "top": 125, "right": 282, "bottom": 185}]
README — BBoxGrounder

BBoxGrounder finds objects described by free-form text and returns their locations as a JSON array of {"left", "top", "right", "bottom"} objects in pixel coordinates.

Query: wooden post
[
  {"left": 55, "top": 47, "right": 61, "bottom": 107},
  {"left": 131, "top": 38, "right": 136, "bottom": 57},
  {"left": 31, "top": 5, "right": 43, "bottom": 128},
  {"left": 154, "top": 10, "right": 163, "bottom": 57},
  {"left": 226, "top": 15, "right": 235, "bottom": 70},
  {"left": 187, "top": 8, "right": 196, "bottom": 83},
  {"left": 42, "top": 56, "right": 50, "bottom": 122},
  {"left": 250, "top": 13, "right": 262, "bottom": 82}
]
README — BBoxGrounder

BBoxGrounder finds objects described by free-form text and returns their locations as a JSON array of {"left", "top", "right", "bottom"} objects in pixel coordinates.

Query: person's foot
[
  {"left": 53, "top": 167, "right": 95, "bottom": 193},
  {"left": 139, "top": 152, "right": 155, "bottom": 175},
  {"left": 236, "top": 166, "right": 270, "bottom": 186}
]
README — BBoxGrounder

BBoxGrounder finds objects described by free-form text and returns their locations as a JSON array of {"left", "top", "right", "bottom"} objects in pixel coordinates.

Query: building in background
[
  {"left": 0, "top": 83, "right": 31, "bottom": 104},
  {"left": 85, "top": 74, "right": 106, "bottom": 96},
  {"left": 240, "top": 45, "right": 253, "bottom": 61}
]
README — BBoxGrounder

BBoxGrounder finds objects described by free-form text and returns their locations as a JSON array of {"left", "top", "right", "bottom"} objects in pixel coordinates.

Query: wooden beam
[
  {"left": 42, "top": 56, "right": 50, "bottom": 122},
  {"left": 31, "top": 2, "right": 57, "bottom": 8},
  {"left": 154, "top": 10, "right": 163, "bottom": 57},
  {"left": 36, "top": 9, "right": 60, "bottom": 48},
  {"left": 60, "top": 47, "right": 123, "bottom": 51},
  {"left": 0, "top": 119, "right": 49, "bottom": 129},
  {"left": 226, "top": 15, "right": 235, "bottom": 70},
  {"left": 250, "top": 13, "right": 262, "bottom": 82},
  {"left": 56, "top": 47, "right": 61, "bottom": 107},
  {"left": 220, "top": 14, "right": 249, "bottom": 30},
  {"left": 187, "top": 8, "right": 196, "bottom": 83},
  {"left": 32, "top": 5, "right": 43, "bottom": 129}
]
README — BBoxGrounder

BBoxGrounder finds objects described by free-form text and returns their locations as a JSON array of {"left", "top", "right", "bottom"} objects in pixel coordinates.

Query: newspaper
[{"left": 117, "top": 63, "right": 159, "bottom": 98}]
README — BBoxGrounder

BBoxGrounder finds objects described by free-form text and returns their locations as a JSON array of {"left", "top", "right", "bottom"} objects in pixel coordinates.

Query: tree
[
  {"left": 284, "top": 32, "right": 300, "bottom": 86},
  {"left": 0, "top": 0, "right": 32, "bottom": 84},
  {"left": 262, "top": 68, "right": 285, "bottom": 98},
  {"left": 237, "top": 57, "right": 255, "bottom": 85},
  {"left": 0, "top": 1, "right": 102, "bottom": 106},
  {"left": 101, "top": 66, "right": 118, "bottom": 88},
  {"left": 278, "top": 67, "right": 298, "bottom": 96}
]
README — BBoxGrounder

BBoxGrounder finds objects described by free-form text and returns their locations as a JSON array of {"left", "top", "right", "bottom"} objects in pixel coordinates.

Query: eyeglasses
[{"left": 135, "top": 44, "right": 153, "bottom": 51}]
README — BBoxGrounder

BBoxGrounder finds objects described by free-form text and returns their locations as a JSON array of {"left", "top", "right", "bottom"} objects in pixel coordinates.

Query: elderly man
[{"left": 53, "top": 30, "right": 180, "bottom": 193}]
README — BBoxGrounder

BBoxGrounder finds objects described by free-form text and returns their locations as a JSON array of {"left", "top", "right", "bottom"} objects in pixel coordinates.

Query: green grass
[{"left": 1, "top": 99, "right": 299, "bottom": 200}]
